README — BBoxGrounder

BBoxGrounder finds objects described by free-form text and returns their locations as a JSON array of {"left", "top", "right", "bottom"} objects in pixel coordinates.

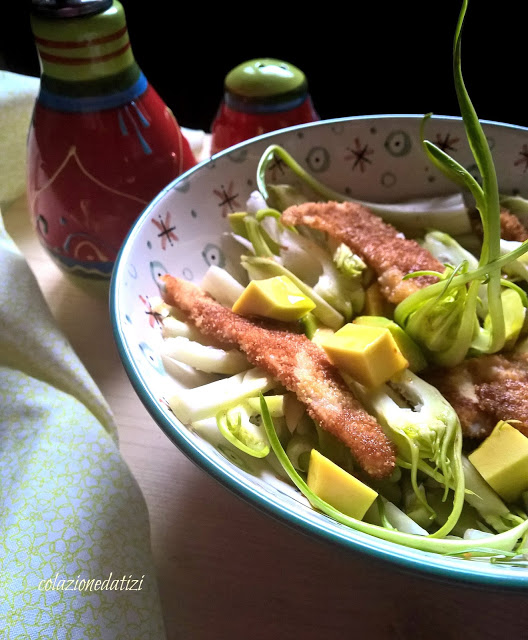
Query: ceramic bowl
[{"left": 110, "top": 115, "right": 528, "bottom": 589}]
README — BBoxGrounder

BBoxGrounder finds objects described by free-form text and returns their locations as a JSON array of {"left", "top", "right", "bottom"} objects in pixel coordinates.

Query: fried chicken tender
[
  {"left": 282, "top": 200, "right": 528, "bottom": 440},
  {"left": 281, "top": 201, "right": 444, "bottom": 305},
  {"left": 424, "top": 351, "right": 528, "bottom": 440},
  {"left": 500, "top": 210, "right": 528, "bottom": 241},
  {"left": 161, "top": 275, "right": 396, "bottom": 478},
  {"left": 471, "top": 209, "right": 528, "bottom": 242}
]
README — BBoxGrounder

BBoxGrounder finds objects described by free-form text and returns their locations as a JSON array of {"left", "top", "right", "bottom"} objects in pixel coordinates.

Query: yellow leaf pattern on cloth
[{"left": 0, "top": 213, "right": 166, "bottom": 639}]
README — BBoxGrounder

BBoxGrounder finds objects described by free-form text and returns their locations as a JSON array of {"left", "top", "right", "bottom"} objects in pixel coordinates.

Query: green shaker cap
[{"left": 224, "top": 58, "right": 308, "bottom": 107}]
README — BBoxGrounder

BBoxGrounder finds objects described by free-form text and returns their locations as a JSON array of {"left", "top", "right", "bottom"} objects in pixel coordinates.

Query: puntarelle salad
[{"left": 155, "top": 1, "right": 528, "bottom": 565}]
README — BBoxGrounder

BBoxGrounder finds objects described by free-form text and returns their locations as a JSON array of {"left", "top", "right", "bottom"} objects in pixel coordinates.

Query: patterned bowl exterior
[{"left": 111, "top": 115, "right": 528, "bottom": 589}]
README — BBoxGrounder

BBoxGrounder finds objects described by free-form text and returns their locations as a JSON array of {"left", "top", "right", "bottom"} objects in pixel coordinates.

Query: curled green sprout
[
  {"left": 256, "top": 145, "right": 345, "bottom": 206},
  {"left": 347, "top": 369, "right": 465, "bottom": 539},
  {"left": 254, "top": 2, "right": 528, "bottom": 369},
  {"left": 256, "top": 146, "right": 472, "bottom": 238},
  {"left": 395, "top": 0, "right": 528, "bottom": 365},
  {"left": 259, "top": 394, "right": 528, "bottom": 558},
  {"left": 216, "top": 403, "right": 270, "bottom": 458}
]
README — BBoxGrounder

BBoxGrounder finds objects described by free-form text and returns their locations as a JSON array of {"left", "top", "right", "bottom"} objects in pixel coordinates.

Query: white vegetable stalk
[
  {"left": 421, "top": 230, "right": 479, "bottom": 270},
  {"left": 200, "top": 265, "right": 246, "bottom": 307},
  {"left": 286, "top": 433, "right": 315, "bottom": 472},
  {"left": 162, "top": 315, "right": 195, "bottom": 339},
  {"left": 463, "top": 528, "right": 494, "bottom": 541},
  {"left": 161, "top": 335, "right": 249, "bottom": 374},
  {"left": 169, "top": 367, "right": 275, "bottom": 424},
  {"left": 162, "top": 315, "right": 214, "bottom": 344},
  {"left": 380, "top": 498, "right": 429, "bottom": 536},
  {"left": 461, "top": 456, "right": 521, "bottom": 533},
  {"left": 245, "top": 394, "right": 286, "bottom": 418},
  {"left": 161, "top": 354, "right": 215, "bottom": 389},
  {"left": 362, "top": 193, "right": 472, "bottom": 238},
  {"left": 500, "top": 238, "right": 528, "bottom": 282},
  {"left": 246, "top": 190, "right": 268, "bottom": 214}
]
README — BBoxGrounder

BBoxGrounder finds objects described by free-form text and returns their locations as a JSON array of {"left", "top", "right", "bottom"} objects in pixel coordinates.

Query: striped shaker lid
[
  {"left": 31, "top": 0, "right": 137, "bottom": 84},
  {"left": 30, "top": 1, "right": 113, "bottom": 19}
]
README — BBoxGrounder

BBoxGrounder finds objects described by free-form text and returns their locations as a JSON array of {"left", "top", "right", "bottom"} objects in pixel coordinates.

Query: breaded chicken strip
[
  {"left": 472, "top": 209, "right": 528, "bottom": 242},
  {"left": 161, "top": 275, "right": 396, "bottom": 478},
  {"left": 500, "top": 210, "right": 528, "bottom": 241},
  {"left": 424, "top": 351, "right": 528, "bottom": 440},
  {"left": 281, "top": 201, "right": 444, "bottom": 305},
  {"left": 282, "top": 200, "right": 528, "bottom": 440}
]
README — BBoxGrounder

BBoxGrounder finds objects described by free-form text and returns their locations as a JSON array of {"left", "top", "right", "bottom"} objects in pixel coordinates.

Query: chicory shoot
[
  {"left": 394, "top": 0, "right": 528, "bottom": 365},
  {"left": 259, "top": 394, "right": 528, "bottom": 559},
  {"left": 230, "top": 206, "right": 366, "bottom": 324},
  {"left": 345, "top": 369, "right": 465, "bottom": 538},
  {"left": 241, "top": 255, "right": 345, "bottom": 329},
  {"left": 216, "top": 403, "right": 270, "bottom": 458}
]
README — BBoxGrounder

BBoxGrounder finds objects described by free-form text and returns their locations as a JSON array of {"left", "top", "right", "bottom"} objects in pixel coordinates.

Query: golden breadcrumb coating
[
  {"left": 281, "top": 201, "right": 444, "bottom": 304},
  {"left": 472, "top": 209, "right": 528, "bottom": 242},
  {"left": 161, "top": 275, "right": 396, "bottom": 478},
  {"left": 500, "top": 210, "right": 528, "bottom": 241},
  {"left": 282, "top": 200, "right": 528, "bottom": 440},
  {"left": 424, "top": 351, "right": 528, "bottom": 440}
]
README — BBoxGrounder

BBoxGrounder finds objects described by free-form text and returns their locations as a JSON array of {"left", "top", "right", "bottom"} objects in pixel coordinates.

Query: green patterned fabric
[
  {"left": 0, "top": 72, "right": 39, "bottom": 209},
  {"left": 0, "top": 213, "right": 166, "bottom": 637}
]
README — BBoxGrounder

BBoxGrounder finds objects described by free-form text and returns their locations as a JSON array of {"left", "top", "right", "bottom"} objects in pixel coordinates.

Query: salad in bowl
[{"left": 111, "top": 1, "right": 528, "bottom": 587}]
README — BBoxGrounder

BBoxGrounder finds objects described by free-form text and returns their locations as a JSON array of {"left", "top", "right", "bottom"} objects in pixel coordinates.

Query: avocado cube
[
  {"left": 319, "top": 322, "right": 409, "bottom": 388},
  {"left": 307, "top": 449, "right": 378, "bottom": 519},
  {"left": 232, "top": 275, "right": 316, "bottom": 322},
  {"left": 353, "top": 315, "right": 428, "bottom": 372},
  {"left": 468, "top": 421, "right": 528, "bottom": 503}
]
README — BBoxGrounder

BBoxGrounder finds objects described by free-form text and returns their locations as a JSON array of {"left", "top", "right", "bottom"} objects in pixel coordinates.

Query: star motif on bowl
[
  {"left": 213, "top": 181, "right": 241, "bottom": 217},
  {"left": 139, "top": 294, "right": 164, "bottom": 328},
  {"left": 514, "top": 144, "right": 528, "bottom": 172},
  {"left": 152, "top": 212, "right": 178, "bottom": 249},
  {"left": 434, "top": 132, "right": 460, "bottom": 153},
  {"left": 344, "top": 138, "right": 374, "bottom": 172}
]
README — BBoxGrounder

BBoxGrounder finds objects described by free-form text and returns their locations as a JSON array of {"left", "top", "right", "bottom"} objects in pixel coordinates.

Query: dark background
[{"left": 1, "top": 2, "right": 527, "bottom": 133}]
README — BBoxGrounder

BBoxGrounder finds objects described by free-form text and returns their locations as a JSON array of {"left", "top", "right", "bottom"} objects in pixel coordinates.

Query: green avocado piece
[
  {"left": 232, "top": 275, "right": 316, "bottom": 322},
  {"left": 307, "top": 449, "right": 378, "bottom": 520},
  {"left": 353, "top": 315, "right": 428, "bottom": 372},
  {"left": 468, "top": 421, "right": 528, "bottom": 503}
]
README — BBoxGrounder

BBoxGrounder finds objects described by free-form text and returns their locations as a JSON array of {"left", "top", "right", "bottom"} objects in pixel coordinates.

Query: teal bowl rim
[{"left": 110, "top": 114, "right": 528, "bottom": 591}]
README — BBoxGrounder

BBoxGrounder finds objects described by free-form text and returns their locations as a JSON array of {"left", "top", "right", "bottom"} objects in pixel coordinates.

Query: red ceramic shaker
[
  {"left": 27, "top": 0, "right": 197, "bottom": 280},
  {"left": 210, "top": 58, "right": 319, "bottom": 155}
]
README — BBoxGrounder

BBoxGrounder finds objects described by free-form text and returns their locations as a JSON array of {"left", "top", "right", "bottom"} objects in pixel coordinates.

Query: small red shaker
[{"left": 210, "top": 58, "right": 319, "bottom": 155}]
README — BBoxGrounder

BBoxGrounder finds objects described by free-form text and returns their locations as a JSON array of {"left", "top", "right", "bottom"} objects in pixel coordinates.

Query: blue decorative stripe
[
  {"left": 225, "top": 92, "right": 307, "bottom": 114},
  {"left": 51, "top": 251, "right": 115, "bottom": 278},
  {"left": 38, "top": 72, "right": 148, "bottom": 113}
]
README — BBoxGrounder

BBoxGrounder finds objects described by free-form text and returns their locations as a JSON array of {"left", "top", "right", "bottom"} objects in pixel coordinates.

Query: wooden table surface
[{"left": 5, "top": 193, "right": 527, "bottom": 640}]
